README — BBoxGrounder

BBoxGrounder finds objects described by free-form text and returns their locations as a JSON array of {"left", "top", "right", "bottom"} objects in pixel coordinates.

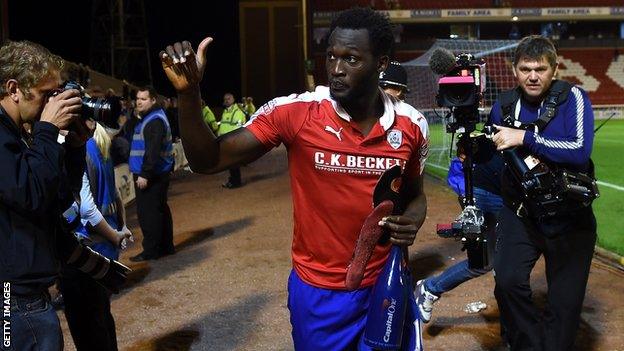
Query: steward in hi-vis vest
[
  {"left": 217, "top": 102, "right": 246, "bottom": 136},
  {"left": 129, "top": 87, "right": 175, "bottom": 262},
  {"left": 129, "top": 108, "right": 174, "bottom": 176}
]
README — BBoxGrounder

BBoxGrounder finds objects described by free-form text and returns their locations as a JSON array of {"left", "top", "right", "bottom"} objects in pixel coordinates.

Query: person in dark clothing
[
  {"left": 61, "top": 123, "right": 132, "bottom": 351},
  {"left": 415, "top": 142, "right": 505, "bottom": 323},
  {"left": 0, "top": 40, "right": 129, "bottom": 351},
  {"left": 165, "top": 96, "right": 180, "bottom": 141},
  {"left": 120, "top": 110, "right": 139, "bottom": 145},
  {"left": 111, "top": 104, "right": 138, "bottom": 166},
  {"left": 129, "top": 86, "right": 175, "bottom": 262},
  {"left": 110, "top": 133, "right": 130, "bottom": 166},
  {"left": 491, "top": 35, "right": 596, "bottom": 350}
]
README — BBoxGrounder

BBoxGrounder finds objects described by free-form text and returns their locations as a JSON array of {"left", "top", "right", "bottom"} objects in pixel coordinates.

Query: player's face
[
  {"left": 326, "top": 28, "right": 386, "bottom": 105},
  {"left": 513, "top": 55, "right": 558, "bottom": 103}
]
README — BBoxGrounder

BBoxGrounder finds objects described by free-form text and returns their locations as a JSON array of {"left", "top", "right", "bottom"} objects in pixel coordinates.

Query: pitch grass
[{"left": 424, "top": 120, "right": 624, "bottom": 256}]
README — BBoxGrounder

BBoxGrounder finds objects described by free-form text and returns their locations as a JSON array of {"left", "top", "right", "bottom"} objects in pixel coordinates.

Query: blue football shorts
[{"left": 287, "top": 269, "right": 424, "bottom": 351}]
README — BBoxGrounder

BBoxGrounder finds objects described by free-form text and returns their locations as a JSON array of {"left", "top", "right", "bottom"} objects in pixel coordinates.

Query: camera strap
[{"left": 499, "top": 81, "right": 599, "bottom": 219}]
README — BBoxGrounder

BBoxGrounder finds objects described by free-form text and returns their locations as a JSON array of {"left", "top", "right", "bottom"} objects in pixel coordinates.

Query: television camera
[{"left": 430, "top": 48, "right": 489, "bottom": 269}]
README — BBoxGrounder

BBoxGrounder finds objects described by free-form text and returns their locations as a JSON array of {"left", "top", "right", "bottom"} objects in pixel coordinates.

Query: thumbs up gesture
[{"left": 159, "top": 37, "right": 213, "bottom": 93}]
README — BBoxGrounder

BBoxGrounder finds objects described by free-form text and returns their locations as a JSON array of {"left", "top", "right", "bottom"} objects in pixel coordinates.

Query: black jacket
[
  {"left": 473, "top": 145, "right": 504, "bottom": 196},
  {"left": 140, "top": 117, "right": 169, "bottom": 179},
  {"left": 0, "top": 106, "right": 85, "bottom": 296}
]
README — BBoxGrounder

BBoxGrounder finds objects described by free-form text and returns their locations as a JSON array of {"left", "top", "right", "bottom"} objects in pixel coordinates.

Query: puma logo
[{"left": 324, "top": 125, "right": 344, "bottom": 141}]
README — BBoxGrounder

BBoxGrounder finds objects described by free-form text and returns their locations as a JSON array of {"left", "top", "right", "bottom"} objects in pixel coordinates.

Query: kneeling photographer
[
  {"left": 490, "top": 35, "right": 598, "bottom": 350},
  {"left": 0, "top": 40, "right": 128, "bottom": 351}
]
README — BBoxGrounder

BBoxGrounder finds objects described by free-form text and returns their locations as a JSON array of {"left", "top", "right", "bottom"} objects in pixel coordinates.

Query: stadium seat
[{"left": 558, "top": 49, "right": 624, "bottom": 105}]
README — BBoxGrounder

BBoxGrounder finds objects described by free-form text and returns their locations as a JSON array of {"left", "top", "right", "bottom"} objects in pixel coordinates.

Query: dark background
[{"left": 7, "top": 0, "right": 241, "bottom": 106}]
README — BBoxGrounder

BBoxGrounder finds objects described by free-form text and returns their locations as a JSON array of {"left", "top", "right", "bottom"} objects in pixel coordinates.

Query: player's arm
[{"left": 160, "top": 38, "right": 268, "bottom": 174}]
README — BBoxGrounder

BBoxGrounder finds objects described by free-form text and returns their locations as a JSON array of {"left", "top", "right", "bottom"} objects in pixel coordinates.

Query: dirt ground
[{"left": 59, "top": 146, "right": 624, "bottom": 351}]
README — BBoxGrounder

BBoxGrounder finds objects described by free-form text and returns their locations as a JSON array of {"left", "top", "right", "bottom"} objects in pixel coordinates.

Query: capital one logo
[{"left": 383, "top": 298, "right": 397, "bottom": 342}]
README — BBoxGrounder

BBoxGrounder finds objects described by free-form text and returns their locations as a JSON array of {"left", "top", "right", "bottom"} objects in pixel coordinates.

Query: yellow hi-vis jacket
[{"left": 217, "top": 104, "right": 246, "bottom": 136}]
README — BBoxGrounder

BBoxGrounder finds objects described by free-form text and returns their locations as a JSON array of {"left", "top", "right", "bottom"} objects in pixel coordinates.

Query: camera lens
[
  {"left": 439, "top": 83, "right": 477, "bottom": 107},
  {"left": 81, "top": 96, "right": 121, "bottom": 129}
]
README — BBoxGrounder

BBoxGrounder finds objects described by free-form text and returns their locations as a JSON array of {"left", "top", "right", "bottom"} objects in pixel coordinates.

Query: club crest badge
[{"left": 387, "top": 129, "right": 402, "bottom": 149}]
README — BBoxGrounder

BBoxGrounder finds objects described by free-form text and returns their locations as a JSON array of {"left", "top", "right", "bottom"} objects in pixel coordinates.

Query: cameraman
[
  {"left": 490, "top": 35, "right": 596, "bottom": 350},
  {"left": 415, "top": 142, "right": 504, "bottom": 324},
  {"left": 1, "top": 40, "right": 95, "bottom": 350}
]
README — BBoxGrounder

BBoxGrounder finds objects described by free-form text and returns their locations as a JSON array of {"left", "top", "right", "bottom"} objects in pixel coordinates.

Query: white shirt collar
[{"left": 325, "top": 86, "right": 395, "bottom": 132}]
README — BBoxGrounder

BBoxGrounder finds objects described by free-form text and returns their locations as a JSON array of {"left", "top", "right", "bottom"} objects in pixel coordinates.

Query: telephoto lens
[
  {"left": 60, "top": 81, "right": 121, "bottom": 129},
  {"left": 81, "top": 95, "right": 121, "bottom": 128}
]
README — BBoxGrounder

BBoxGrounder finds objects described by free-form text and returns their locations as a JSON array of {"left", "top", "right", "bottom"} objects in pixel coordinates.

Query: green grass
[
  {"left": 425, "top": 119, "right": 624, "bottom": 256},
  {"left": 425, "top": 123, "right": 453, "bottom": 180},
  {"left": 591, "top": 119, "right": 624, "bottom": 256}
]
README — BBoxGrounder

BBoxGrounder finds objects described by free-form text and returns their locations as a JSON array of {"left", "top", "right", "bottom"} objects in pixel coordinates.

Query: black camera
[
  {"left": 58, "top": 81, "right": 121, "bottom": 129},
  {"left": 502, "top": 146, "right": 599, "bottom": 218},
  {"left": 481, "top": 125, "right": 599, "bottom": 218},
  {"left": 437, "top": 53, "right": 485, "bottom": 108},
  {"left": 432, "top": 51, "right": 489, "bottom": 269},
  {"left": 436, "top": 53, "right": 486, "bottom": 134}
]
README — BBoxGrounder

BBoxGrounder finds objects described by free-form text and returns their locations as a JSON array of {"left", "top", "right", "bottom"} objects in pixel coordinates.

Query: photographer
[
  {"left": 490, "top": 35, "right": 596, "bottom": 350},
  {"left": 0, "top": 40, "right": 127, "bottom": 351},
  {"left": 0, "top": 40, "right": 87, "bottom": 350}
]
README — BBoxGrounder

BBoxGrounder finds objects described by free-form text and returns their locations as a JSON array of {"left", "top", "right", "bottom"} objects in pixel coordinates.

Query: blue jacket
[
  {"left": 447, "top": 157, "right": 465, "bottom": 197},
  {"left": 490, "top": 84, "right": 594, "bottom": 168},
  {"left": 129, "top": 108, "right": 174, "bottom": 176},
  {"left": 489, "top": 83, "right": 594, "bottom": 204},
  {"left": 76, "top": 139, "right": 120, "bottom": 260}
]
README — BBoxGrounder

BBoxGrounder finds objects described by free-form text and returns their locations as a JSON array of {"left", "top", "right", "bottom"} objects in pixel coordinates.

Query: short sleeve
[{"left": 245, "top": 95, "right": 308, "bottom": 148}]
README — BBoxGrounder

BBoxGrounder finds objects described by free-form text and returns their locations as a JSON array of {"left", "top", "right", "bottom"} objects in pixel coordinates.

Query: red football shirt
[{"left": 246, "top": 86, "right": 429, "bottom": 289}]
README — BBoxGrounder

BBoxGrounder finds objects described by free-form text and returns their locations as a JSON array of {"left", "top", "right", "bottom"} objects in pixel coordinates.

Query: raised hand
[{"left": 159, "top": 37, "right": 213, "bottom": 92}]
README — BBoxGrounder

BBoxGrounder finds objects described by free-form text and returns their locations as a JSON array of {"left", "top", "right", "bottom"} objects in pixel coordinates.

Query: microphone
[{"left": 429, "top": 47, "right": 457, "bottom": 75}]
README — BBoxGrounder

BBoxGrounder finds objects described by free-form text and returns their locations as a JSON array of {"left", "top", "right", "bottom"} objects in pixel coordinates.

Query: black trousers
[
  {"left": 60, "top": 266, "right": 118, "bottom": 351},
  {"left": 493, "top": 205, "right": 596, "bottom": 351},
  {"left": 228, "top": 167, "right": 241, "bottom": 186},
  {"left": 135, "top": 173, "right": 174, "bottom": 257}
]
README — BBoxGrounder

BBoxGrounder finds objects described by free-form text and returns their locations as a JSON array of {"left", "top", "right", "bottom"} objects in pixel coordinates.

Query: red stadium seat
[{"left": 558, "top": 49, "right": 624, "bottom": 105}]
